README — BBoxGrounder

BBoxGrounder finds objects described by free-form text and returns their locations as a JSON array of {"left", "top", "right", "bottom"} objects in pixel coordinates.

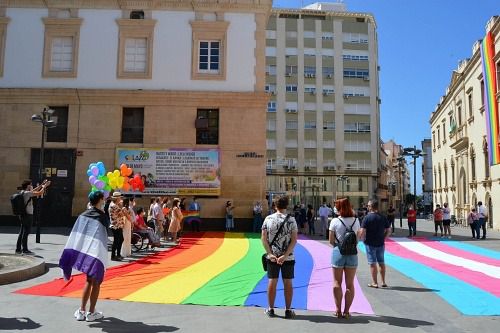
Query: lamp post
[
  {"left": 394, "top": 156, "right": 405, "bottom": 228},
  {"left": 31, "top": 107, "right": 57, "bottom": 243},
  {"left": 336, "top": 175, "right": 349, "bottom": 198},
  {"left": 403, "top": 145, "right": 425, "bottom": 219}
]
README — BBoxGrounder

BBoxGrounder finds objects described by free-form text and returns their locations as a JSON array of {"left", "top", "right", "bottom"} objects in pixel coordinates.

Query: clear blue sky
[{"left": 273, "top": 0, "right": 499, "bottom": 194}]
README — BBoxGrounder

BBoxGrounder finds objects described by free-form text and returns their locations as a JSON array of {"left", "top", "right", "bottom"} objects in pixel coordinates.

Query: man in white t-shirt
[
  {"left": 318, "top": 202, "right": 332, "bottom": 237},
  {"left": 477, "top": 201, "right": 488, "bottom": 240},
  {"left": 261, "top": 196, "right": 298, "bottom": 319},
  {"left": 152, "top": 197, "right": 165, "bottom": 238},
  {"left": 442, "top": 203, "right": 452, "bottom": 239}
]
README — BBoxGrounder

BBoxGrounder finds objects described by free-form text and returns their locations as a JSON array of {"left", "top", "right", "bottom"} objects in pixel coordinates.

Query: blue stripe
[
  {"left": 244, "top": 242, "right": 313, "bottom": 309},
  {"left": 359, "top": 243, "right": 500, "bottom": 316},
  {"left": 436, "top": 239, "right": 500, "bottom": 260}
]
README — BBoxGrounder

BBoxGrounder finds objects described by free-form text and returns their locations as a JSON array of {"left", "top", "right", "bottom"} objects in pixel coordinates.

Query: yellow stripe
[{"left": 123, "top": 233, "right": 249, "bottom": 303}]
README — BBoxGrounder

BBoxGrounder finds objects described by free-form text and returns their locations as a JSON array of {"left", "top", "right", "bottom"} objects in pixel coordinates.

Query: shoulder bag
[{"left": 261, "top": 214, "right": 291, "bottom": 271}]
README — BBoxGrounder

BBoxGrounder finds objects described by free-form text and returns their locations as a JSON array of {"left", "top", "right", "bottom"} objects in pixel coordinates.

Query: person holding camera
[{"left": 15, "top": 179, "right": 50, "bottom": 255}]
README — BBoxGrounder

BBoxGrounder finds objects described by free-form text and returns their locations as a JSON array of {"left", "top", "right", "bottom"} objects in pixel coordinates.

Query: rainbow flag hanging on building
[{"left": 480, "top": 31, "right": 500, "bottom": 165}]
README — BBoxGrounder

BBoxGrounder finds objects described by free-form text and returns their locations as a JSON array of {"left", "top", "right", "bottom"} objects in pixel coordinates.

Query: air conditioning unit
[
  {"left": 327, "top": 74, "right": 332, "bottom": 79},
  {"left": 363, "top": 76, "right": 370, "bottom": 81},
  {"left": 285, "top": 109, "right": 297, "bottom": 113}
]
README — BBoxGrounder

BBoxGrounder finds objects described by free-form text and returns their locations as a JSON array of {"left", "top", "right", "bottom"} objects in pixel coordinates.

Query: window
[
  {"left": 286, "top": 121, "right": 298, "bottom": 130},
  {"left": 286, "top": 31, "right": 297, "bottom": 39},
  {"left": 433, "top": 132, "right": 436, "bottom": 149},
  {"left": 130, "top": 10, "right": 145, "bottom": 19},
  {"left": 196, "top": 109, "right": 218, "bottom": 145},
  {"left": 343, "top": 33, "right": 368, "bottom": 44},
  {"left": 304, "top": 48, "right": 316, "bottom": 57},
  {"left": 303, "top": 30, "right": 315, "bottom": 38},
  {"left": 0, "top": 16, "right": 9, "bottom": 77},
  {"left": 267, "top": 102, "right": 276, "bottom": 112},
  {"left": 457, "top": 106, "right": 462, "bottom": 126},
  {"left": 321, "top": 32, "right": 334, "bottom": 40},
  {"left": 322, "top": 88, "right": 334, "bottom": 95},
  {"left": 451, "top": 161, "right": 455, "bottom": 185},
  {"left": 305, "top": 121, "right": 316, "bottom": 129},
  {"left": 46, "top": 106, "right": 68, "bottom": 142},
  {"left": 304, "top": 66, "right": 316, "bottom": 75},
  {"left": 117, "top": 18, "right": 156, "bottom": 79},
  {"left": 322, "top": 67, "right": 334, "bottom": 77},
  {"left": 190, "top": 20, "right": 228, "bottom": 80},
  {"left": 198, "top": 41, "right": 220, "bottom": 73},
  {"left": 323, "top": 140, "right": 335, "bottom": 148},
  {"left": 471, "top": 152, "right": 476, "bottom": 181},
  {"left": 343, "top": 68, "right": 369, "bottom": 78},
  {"left": 266, "top": 65, "right": 276, "bottom": 76},
  {"left": 480, "top": 80, "right": 485, "bottom": 106},
  {"left": 343, "top": 54, "right": 368, "bottom": 61},
  {"left": 484, "top": 144, "right": 490, "bottom": 178},
  {"left": 267, "top": 119, "right": 276, "bottom": 131},
  {"left": 437, "top": 126, "right": 441, "bottom": 145},
  {"left": 42, "top": 17, "right": 82, "bottom": 78},
  {"left": 444, "top": 163, "right": 448, "bottom": 187},
  {"left": 442, "top": 123, "right": 446, "bottom": 143},
  {"left": 266, "top": 30, "right": 276, "bottom": 39},
  {"left": 266, "top": 139, "right": 276, "bottom": 150},
  {"left": 323, "top": 121, "right": 335, "bottom": 130},
  {"left": 468, "top": 91, "right": 473, "bottom": 118},
  {"left": 358, "top": 123, "right": 371, "bottom": 132},
  {"left": 285, "top": 65, "right": 298, "bottom": 74},
  {"left": 265, "top": 84, "right": 276, "bottom": 93},
  {"left": 286, "top": 85, "right": 298, "bottom": 92},
  {"left": 285, "top": 139, "right": 298, "bottom": 148},
  {"left": 121, "top": 107, "right": 144, "bottom": 143},
  {"left": 304, "top": 140, "right": 316, "bottom": 149},
  {"left": 304, "top": 86, "right": 316, "bottom": 94}
]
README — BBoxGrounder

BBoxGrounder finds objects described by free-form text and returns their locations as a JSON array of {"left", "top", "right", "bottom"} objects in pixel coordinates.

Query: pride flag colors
[
  {"left": 15, "top": 232, "right": 374, "bottom": 314},
  {"left": 480, "top": 31, "right": 500, "bottom": 165},
  {"left": 360, "top": 237, "right": 500, "bottom": 316}
]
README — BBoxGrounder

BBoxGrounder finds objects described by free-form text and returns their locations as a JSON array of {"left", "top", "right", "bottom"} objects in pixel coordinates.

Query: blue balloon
[
  {"left": 96, "top": 161, "right": 106, "bottom": 176},
  {"left": 86, "top": 169, "right": 93, "bottom": 177}
]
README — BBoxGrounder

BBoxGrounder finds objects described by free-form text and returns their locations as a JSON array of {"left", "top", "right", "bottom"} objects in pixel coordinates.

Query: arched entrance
[{"left": 485, "top": 193, "right": 493, "bottom": 228}]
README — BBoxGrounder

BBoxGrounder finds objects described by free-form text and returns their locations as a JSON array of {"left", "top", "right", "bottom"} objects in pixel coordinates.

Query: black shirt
[{"left": 361, "top": 212, "right": 390, "bottom": 247}]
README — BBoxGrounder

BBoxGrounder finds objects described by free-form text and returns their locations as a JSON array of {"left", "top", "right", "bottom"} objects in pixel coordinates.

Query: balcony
[{"left": 449, "top": 124, "right": 468, "bottom": 152}]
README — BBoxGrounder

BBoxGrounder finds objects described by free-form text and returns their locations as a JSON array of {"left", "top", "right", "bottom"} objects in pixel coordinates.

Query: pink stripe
[
  {"left": 411, "top": 237, "right": 500, "bottom": 267},
  {"left": 298, "top": 237, "right": 374, "bottom": 314},
  {"left": 386, "top": 239, "right": 500, "bottom": 297}
]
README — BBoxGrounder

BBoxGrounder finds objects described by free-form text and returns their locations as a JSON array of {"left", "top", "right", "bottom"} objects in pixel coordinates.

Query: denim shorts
[
  {"left": 331, "top": 246, "right": 358, "bottom": 268},
  {"left": 365, "top": 244, "right": 385, "bottom": 264}
]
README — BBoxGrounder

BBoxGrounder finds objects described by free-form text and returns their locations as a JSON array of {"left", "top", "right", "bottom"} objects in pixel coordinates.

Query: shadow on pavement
[
  {"left": 88, "top": 317, "right": 179, "bottom": 332},
  {"left": 387, "top": 286, "right": 438, "bottom": 292},
  {"left": 295, "top": 314, "right": 434, "bottom": 328},
  {"left": 0, "top": 317, "right": 42, "bottom": 330}
]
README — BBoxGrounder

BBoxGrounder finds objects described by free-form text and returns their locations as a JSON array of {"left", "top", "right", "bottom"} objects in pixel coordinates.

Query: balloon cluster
[{"left": 87, "top": 162, "right": 145, "bottom": 197}]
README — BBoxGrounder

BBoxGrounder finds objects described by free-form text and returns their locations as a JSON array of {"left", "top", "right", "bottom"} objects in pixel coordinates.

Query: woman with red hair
[{"left": 328, "top": 197, "right": 360, "bottom": 319}]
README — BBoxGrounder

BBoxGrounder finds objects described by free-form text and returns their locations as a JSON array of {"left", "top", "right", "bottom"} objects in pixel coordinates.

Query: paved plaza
[{"left": 1, "top": 219, "right": 499, "bottom": 333}]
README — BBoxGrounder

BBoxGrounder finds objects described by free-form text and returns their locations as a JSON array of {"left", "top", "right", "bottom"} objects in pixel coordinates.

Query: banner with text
[{"left": 116, "top": 148, "right": 221, "bottom": 196}]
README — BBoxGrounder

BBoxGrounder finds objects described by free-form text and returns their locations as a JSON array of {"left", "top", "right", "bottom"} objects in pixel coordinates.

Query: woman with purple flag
[{"left": 59, "top": 190, "right": 109, "bottom": 322}]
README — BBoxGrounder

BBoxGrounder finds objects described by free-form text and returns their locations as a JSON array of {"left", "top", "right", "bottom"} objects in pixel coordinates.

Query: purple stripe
[
  {"left": 59, "top": 248, "right": 106, "bottom": 283},
  {"left": 298, "top": 236, "right": 374, "bottom": 314}
]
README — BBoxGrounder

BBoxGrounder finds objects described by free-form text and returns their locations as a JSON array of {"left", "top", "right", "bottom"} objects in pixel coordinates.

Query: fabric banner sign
[
  {"left": 116, "top": 148, "right": 221, "bottom": 196},
  {"left": 480, "top": 31, "right": 500, "bottom": 165}
]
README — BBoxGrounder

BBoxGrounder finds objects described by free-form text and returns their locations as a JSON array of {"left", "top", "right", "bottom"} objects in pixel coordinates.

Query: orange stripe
[{"left": 65, "top": 232, "right": 225, "bottom": 300}]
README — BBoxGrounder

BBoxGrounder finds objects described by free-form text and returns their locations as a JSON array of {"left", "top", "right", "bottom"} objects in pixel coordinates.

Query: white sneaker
[
  {"left": 74, "top": 309, "right": 85, "bottom": 321},
  {"left": 86, "top": 311, "right": 104, "bottom": 322}
]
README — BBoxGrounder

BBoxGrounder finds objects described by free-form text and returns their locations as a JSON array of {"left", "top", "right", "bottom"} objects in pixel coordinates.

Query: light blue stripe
[
  {"left": 436, "top": 239, "right": 500, "bottom": 260},
  {"left": 359, "top": 243, "right": 500, "bottom": 316}
]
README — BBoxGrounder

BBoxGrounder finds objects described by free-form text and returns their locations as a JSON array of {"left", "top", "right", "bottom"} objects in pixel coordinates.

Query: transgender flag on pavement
[{"left": 59, "top": 209, "right": 109, "bottom": 283}]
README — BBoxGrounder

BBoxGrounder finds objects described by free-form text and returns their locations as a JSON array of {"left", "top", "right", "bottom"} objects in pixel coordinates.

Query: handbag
[{"left": 262, "top": 214, "right": 291, "bottom": 271}]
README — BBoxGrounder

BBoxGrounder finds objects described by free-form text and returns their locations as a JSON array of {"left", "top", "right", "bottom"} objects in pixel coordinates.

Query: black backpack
[
  {"left": 10, "top": 191, "right": 31, "bottom": 216},
  {"left": 336, "top": 217, "right": 358, "bottom": 255}
]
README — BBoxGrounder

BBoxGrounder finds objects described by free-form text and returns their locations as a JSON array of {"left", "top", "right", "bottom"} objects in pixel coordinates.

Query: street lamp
[
  {"left": 394, "top": 156, "right": 406, "bottom": 228},
  {"left": 31, "top": 107, "right": 57, "bottom": 243},
  {"left": 402, "top": 145, "right": 425, "bottom": 219},
  {"left": 336, "top": 175, "right": 349, "bottom": 198}
]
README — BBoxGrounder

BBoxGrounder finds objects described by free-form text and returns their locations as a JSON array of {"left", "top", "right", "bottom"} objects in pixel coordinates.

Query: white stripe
[
  {"left": 64, "top": 230, "right": 108, "bottom": 266},
  {"left": 394, "top": 238, "right": 500, "bottom": 279}
]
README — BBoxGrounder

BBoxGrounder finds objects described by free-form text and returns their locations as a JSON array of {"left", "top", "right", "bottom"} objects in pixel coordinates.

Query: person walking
[
  {"left": 433, "top": 204, "right": 444, "bottom": 237},
  {"left": 359, "top": 199, "right": 391, "bottom": 289},
  {"left": 120, "top": 198, "right": 132, "bottom": 258},
  {"left": 189, "top": 197, "right": 201, "bottom": 232},
  {"left": 152, "top": 197, "right": 165, "bottom": 240},
  {"left": 467, "top": 208, "right": 480, "bottom": 240},
  {"left": 108, "top": 192, "right": 125, "bottom": 261},
  {"left": 168, "top": 198, "right": 183, "bottom": 245},
  {"left": 387, "top": 205, "right": 396, "bottom": 234},
  {"left": 407, "top": 205, "right": 417, "bottom": 237},
  {"left": 225, "top": 201, "right": 235, "bottom": 231},
  {"left": 307, "top": 204, "right": 316, "bottom": 235},
  {"left": 477, "top": 201, "right": 488, "bottom": 240},
  {"left": 442, "top": 203, "right": 452, "bottom": 239},
  {"left": 318, "top": 202, "right": 331, "bottom": 238},
  {"left": 261, "top": 196, "right": 298, "bottom": 319},
  {"left": 328, "top": 197, "right": 360, "bottom": 319},
  {"left": 15, "top": 179, "right": 50, "bottom": 255},
  {"left": 253, "top": 201, "right": 263, "bottom": 233},
  {"left": 60, "top": 191, "right": 108, "bottom": 322}
]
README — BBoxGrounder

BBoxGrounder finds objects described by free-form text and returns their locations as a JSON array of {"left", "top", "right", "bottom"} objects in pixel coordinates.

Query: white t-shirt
[
  {"left": 442, "top": 207, "right": 451, "bottom": 220},
  {"left": 329, "top": 216, "right": 360, "bottom": 244},
  {"left": 478, "top": 205, "right": 488, "bottom": 218},
  {"left": 262, "top": 212, "right": 298, "bottom": 261},
  {"left": 152, "top": 203, "right": 164, "bottom": 221}
]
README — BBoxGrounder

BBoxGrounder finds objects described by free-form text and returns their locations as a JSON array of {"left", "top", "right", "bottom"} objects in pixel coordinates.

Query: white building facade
[{"left": 430, "top": 16, "right": 499, "bottom": 229}]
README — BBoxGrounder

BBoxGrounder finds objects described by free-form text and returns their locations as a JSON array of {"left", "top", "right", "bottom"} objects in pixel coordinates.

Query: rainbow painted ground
[{"left": 15, "top": 232, "right": 374, "bottom": 314}]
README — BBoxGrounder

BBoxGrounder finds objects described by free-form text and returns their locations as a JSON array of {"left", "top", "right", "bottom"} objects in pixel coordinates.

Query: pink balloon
[{"left": 91, "top": 166, "right": 99, "bottom": 176}]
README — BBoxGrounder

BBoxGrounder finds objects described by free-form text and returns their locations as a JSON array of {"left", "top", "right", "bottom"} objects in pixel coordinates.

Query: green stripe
[{"left": 182, "top": 234, "right": 265, "bottom": 306}]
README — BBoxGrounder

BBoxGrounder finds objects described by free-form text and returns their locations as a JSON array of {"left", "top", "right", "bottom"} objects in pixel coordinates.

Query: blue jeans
[
  {"left": 226, "top": 216, "right": 234, "bottom": 230},
  {"left": 16, "top": 214, "right": 33, "bottom": 252},
  {"left": 478, "top": 218, "right": 486, "bottom": 239},
  {"left": 408, "top": 222, "right": 416, "bottom": 236}
]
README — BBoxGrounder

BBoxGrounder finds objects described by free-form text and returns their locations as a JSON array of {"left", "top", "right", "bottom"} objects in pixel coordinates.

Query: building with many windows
[
  {"left": 382, "top": 139, "right": 410, "bottom": 215},
  {"left": 0, "top": 0, "right": 272, "bottom": 227},
  {"left": 264, "top": 2, "right": 380, "bottom": 209},
  {"left": 430, "top": 16, "right": 499, "bottom": 229}
]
